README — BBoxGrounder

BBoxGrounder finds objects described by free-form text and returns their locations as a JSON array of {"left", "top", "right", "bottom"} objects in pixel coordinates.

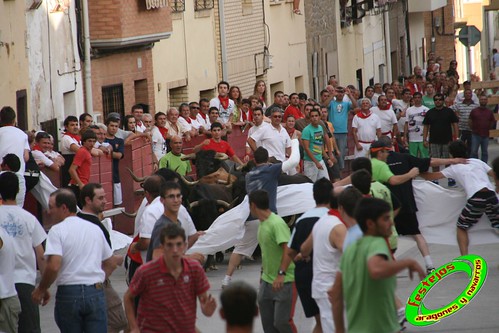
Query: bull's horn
[
  {"left": 181, "top": 153, "right": 196, "bottom": 161},
  {"left": 189, "top": 201, "right": 200, "bottom": 209},
  {"left": 122, "top": 210, "right": 137, "bottom": 218},
  {"left": 180, "top": 175, "right": 199, "bottom": 186},
  {"left": 214, "top": 153, "right": 229, "bottom": 160},
  {"left": 216, "top": 200, "right": 231, "bottom": 208},
  {"left": 127, "top": 168, "right": 147, "bottom": 182},
  {"left": 217, "top": 179, "right": 228, "bottom": 184}
]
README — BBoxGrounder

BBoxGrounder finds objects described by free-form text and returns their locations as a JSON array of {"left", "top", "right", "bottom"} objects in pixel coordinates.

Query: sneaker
[
  {"left": 448, "top": 178, "right": 457, "bottom": 187},
  {"left": 221, "top": 276, "right": 231, "bottom": 289},
  {"left": 426, "top": 267, "right": 435, "bottom": 275},
  {"left": 397, "top": 308, "right": 407, "bottom": 328}
]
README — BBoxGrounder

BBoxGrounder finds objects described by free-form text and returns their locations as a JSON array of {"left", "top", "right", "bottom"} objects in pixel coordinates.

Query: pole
[{"left": 82, "top": 0, "right": 93, "bottom": 115}]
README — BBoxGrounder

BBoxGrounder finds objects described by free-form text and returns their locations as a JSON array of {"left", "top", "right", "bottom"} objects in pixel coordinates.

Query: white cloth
[
  {"left": 30, "top": 172, "right": 58, "bottom": 210},
  {"left": 0, "top": 206, "right": 47, "bottom": 285},
  {"left": 101, "top": 218, "right": 133, "bottom": 251},
  {"left": 44, "top": 216, "right": 112, "bottom": 286},
  {"left": 371, "top": 107, "right": 397, "bottom": 137},
  {"left": 187, "top": 183, "right": 316, "bottom": 255},
  {"left": 440, "top": 159, "right": 494, "bottom": 199},
  {"left": 32, "top": 150, "right": 54, "bottom": 167},
  {"left": 250, "top": 123, "right": 291, "bottom": 162},
  {"left": 151, "top": 126, "right": 167, "bottom": 160},
  {"left": 406, "top": 105, "right": 429, "bottom": 142},
  {"left": 60, "top": 134, "right": 80, "bottom": 154},
  {"left": 414, "top": 180, "right": 499, "bottom": 245},
  {"left": 352, "top": 113, "right": 381, "bottom": 143},
  {"left": 311, "top": 214, "right": 342, "bottom": 298},
  {"left": 113, "top": 183, "right": 123, "bottom": 205},
  {"left": 0, "top": 228, "right": 17, "bottom": 298}
]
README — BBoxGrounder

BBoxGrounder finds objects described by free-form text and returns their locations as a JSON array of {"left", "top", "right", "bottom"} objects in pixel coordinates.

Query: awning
[{"left": 145, "top": 0, "right": 168, "bottom": 10}]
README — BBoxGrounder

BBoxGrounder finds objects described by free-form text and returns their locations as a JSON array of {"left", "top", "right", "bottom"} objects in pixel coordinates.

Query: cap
[
  {"left": 370, "top": 139, "right": 392, "bottom": 152},
  {"left": 107, "top": 112, "right": 121, "bottom": 120}
]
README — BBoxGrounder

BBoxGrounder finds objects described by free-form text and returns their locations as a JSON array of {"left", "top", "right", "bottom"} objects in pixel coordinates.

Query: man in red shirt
[
  {"left": 194, "top": 122, "right": 243, "bottom": 165},
  {"left": 68, "top": 130, "right": 96, "bottom": 206},
  {"left": 124, "top": 223, "right": 216, "bottom": 333},
  {"left": 283, "top": 93, "right": 304, "bottom": 121},
  {"left": 470, "top": 95, "right": 496, "bottom": 163}
]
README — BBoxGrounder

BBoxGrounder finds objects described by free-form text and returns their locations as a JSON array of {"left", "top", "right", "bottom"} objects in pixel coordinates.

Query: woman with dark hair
[
  {"left": 229, "top": 86, "right": 244, "bottom": 127},
  {"left": 446, "top": 60, "right": 459, "bottom": 81},
  {"left": 124, "top": 115, "right": 136, "bottom": 132}
]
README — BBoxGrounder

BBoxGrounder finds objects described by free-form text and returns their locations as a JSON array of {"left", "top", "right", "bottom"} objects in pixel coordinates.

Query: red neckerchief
[
  {"left": 127, "top": 235, "right": 143, "bottom": 264},
  {"left": 137, "top": 120, "right": 143, "bottom": 127},
  {"left": 356, "top": 110, "right": 372, "bottom": 119},
  {"left": 158, "top": 126, "right": 168, "bottom": 140},
  {"left": 379, "top": 103, "right": 391, "bottom": 111},
  {"left": 32, "top": 144, "right": 43, "bottom": 152},
  {"left": 64, "top": 132, "right": 81, "bottom": 143},
  {"left": 286, "top": 127, "right": 295, "bottom": 138},
  {"left": 184, "top": 117, "right": 191, "bottom": 124},
  {"left": 219, "top": 95, "right": 229, "bottom": 110},
  {"left": 199, "top": 112, "right": 207, "bottom": 120},
  {"left": 189, "top": 115, "right": 197, "bottom": 122}
]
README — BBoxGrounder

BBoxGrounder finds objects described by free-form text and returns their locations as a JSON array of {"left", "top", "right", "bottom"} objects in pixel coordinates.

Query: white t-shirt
[
  {"left": 406, "top": 105, "right": 429, "bottom": 142},
  {"left": 0, "top": 227, "right": 17, "bottom": 298},
  {"left": 178, "top": 117, "right": 193, "bottom": 131},
  {"left": 60, "top": 134, "right": 80, "bottom": 155},
  {"left": 32, "top": 150, "right": 54, "bottom": 167},
  {"left": 311, "top": 214, "right": 343, "bottom": 299},
  {"left": 246, "top": 122, "right": 266, "bottom": 148},
  {"left": 133, "top": 198, "right": 149, "bottom": 237},
  {"left": 196, "top": 114, "right": 209, "bottom": 130},
  {"left": 441, "top": 159, "right": 495, "bottom": 199},
  {"left": 352, "top": 113, "right": 381, "bottom": 143},
  {"left": 209, "top": 97, "right": 235, "bottom": 125},
  {"left": 392, "top": 99, "right": 409, "bottom": 133},
  {"left": 0, "top": 126, "right": 30, "bottom": 174},
  {"left": 44, "top": 216, "right": 112, "bottom": 286},
  {"left": 454, "top": 92, "right": 479, "bottom": 105},
  {"left": 371, "top": 107, "right": 398, "bottom": 137},
  {"left": 250, "top": 123, "right": 291, "bottom": 162},
  {"left": 151, "top": 126, "right": 167, "bottom": 160},
  {"left": 135, "top": 121, "right": 147, "bottom": 133},
  {"left": 0, "top": 206, "right": 47, "bottom": 285}
]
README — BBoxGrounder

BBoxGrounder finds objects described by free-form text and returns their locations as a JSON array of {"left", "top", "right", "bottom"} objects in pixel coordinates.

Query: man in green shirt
[
  {"left": 158, "top": 135, "right": 192, "bottom": 176},
  {"left": 370, "top": 139, "right": 419, "bottom": 185},
  {"left": 249, "top": 190, "right": 296, "bottom": 333},
  {"left": 330, "top": 197, "right": 425, "bottom": 333}
]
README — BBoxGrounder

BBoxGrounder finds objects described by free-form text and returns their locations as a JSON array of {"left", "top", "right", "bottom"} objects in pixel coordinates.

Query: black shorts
[
  {"left": 394, "top": 211, "right": 421, "bottom": 235},
  {"left": 294, "top": 267, "right": 320, "bottom": 318},
  {"left": 458, "top": 189, "right": 499, "bottom": 230}
]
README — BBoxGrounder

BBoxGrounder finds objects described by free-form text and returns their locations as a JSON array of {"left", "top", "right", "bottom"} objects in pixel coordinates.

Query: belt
[
  {"left": 382, "top": 131, "right": 392, "bottom": 135},
  {"left": 358, "top": 140, "right": 374, "bottom": 144},
  {"left": 24, "top": 171, "right": 40, "bottom": 177}
]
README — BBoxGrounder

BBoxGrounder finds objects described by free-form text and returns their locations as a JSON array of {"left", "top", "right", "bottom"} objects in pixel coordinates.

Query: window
[
  {"left": 195, "top": 0, "right": 214, "bottom": 11},
  {"left": 170, "top": 0, "right": 185, "bottom": 12},
  {"left": 102, "top": 84, "right": 125, "bottom": 121}
]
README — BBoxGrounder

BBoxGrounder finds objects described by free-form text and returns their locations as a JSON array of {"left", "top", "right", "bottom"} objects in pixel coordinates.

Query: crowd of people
[{"left": 1, "top": 50, "right": 499, "bottom": 333}]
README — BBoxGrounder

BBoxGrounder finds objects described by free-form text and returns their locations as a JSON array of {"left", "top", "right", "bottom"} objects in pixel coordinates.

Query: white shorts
[
  {"left": 113, "top": 183, "right": 123, "bottom": 206},
  {"left": 303, "top": 160, "right": 330, "bottom": 182},
  {"left": 233, "top": 219, "right": 260, "bottom": 257},
  {"left": 353, "top": 142, "right": 372, "bottom": 159}
]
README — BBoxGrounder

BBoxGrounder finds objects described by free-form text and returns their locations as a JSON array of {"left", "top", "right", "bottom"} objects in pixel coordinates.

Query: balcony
[
  {"left": 88, "top": 0, "right": 172, "bottom": 50},
  {"left": 408, "top": 0, "right": 446, "bottom": 13}
]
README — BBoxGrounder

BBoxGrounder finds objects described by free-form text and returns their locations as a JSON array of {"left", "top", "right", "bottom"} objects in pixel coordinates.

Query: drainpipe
[
  {"left": 82, "top": 0, "right": 93, "bottom": 114},
  {"left": 404, "top": 0, "right": 412, "bottom": 73},
  {"left": 218, "top": 0, "right": 228, "bottom": 81},
  {"left": 383, "top": 10, "right": 392, "bottom": 82}
]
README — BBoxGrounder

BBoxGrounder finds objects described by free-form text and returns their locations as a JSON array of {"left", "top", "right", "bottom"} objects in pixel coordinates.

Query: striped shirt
[
  {"left": 129, "top": 257, "right": 210, "bottom": 333},
  {"left": 453, "top": 101, "right": 478, "bottom": 131}
]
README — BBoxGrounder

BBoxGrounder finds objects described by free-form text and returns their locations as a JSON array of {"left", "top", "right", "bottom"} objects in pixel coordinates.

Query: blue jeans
[
  {"left": 471, "top": 134, "right": 489, "bottom": 163},
  {"left": 55, "top": 284, "right": 107, "bottom": 333},
  {"left": 334, "top": 133, "right": 348, "bottom": 169}
]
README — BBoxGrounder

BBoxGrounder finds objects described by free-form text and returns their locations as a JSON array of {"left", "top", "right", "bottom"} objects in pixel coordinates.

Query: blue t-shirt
[
  {"left": 246, "top": 163, "right": 282, "bottom": 213},
  {"left": 343, "top": 223, "right": 363, "bottom": 252},
  {"left": 105, "top": 136, "right": 125, "bottom": 183},
  {"left": 328, "top": 100, "right": 352, "bottom": 133}
]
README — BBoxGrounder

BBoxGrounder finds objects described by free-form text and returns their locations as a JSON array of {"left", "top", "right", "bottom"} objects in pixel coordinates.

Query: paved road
[{"left": 39, "top": 142, "right": 499, "bottom": 332}]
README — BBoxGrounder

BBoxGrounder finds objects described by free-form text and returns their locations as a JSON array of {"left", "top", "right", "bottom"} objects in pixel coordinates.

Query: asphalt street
[{"left": 38, "top": 142, "right": 499, "bottom": 332}]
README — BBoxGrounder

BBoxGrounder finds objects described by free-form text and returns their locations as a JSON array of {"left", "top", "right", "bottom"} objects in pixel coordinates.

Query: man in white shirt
[
  {"left": 210, "top": 81, "right": 235, "bottom": 126},
  {"left": 454, "top": 81, "right": 479, "bottom": 105},
  {"left": 166, "top": 107, "right": 191, "bottom": 141},
  {"left": 248, "top": 108, "right": 291, "bottom": 163},
  {"left": 404, "top": 92, "right": 430, "bottom": 158},
  {"left": 244, "top": 107, "right": 265, "bottom": 163},
  {"left": 0, "top": 106, "right": 30, "bottom": 207},
  {"left": 132, "top": 104, "right": 147, "bottom": 133},
  {"left": 392, "top": 88, "right": 412, "bottom": 141},
  {"left": 352, "top": 98, "right": 382, "bottom": 158},
  {"left": 32, "top": 189, "right": 117, "bottom": 333},
  {"left": 421, "top": 141, "right": 499, "bottom": 255},
  {"left": 0, "top": 226, "right": 21, "bottom": 333},
  {"left": 0, "top": 172, "right": 47, "bottom": 333},
  {"left": 371, "top": 95, "right": 398, "bottom": 140}
]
